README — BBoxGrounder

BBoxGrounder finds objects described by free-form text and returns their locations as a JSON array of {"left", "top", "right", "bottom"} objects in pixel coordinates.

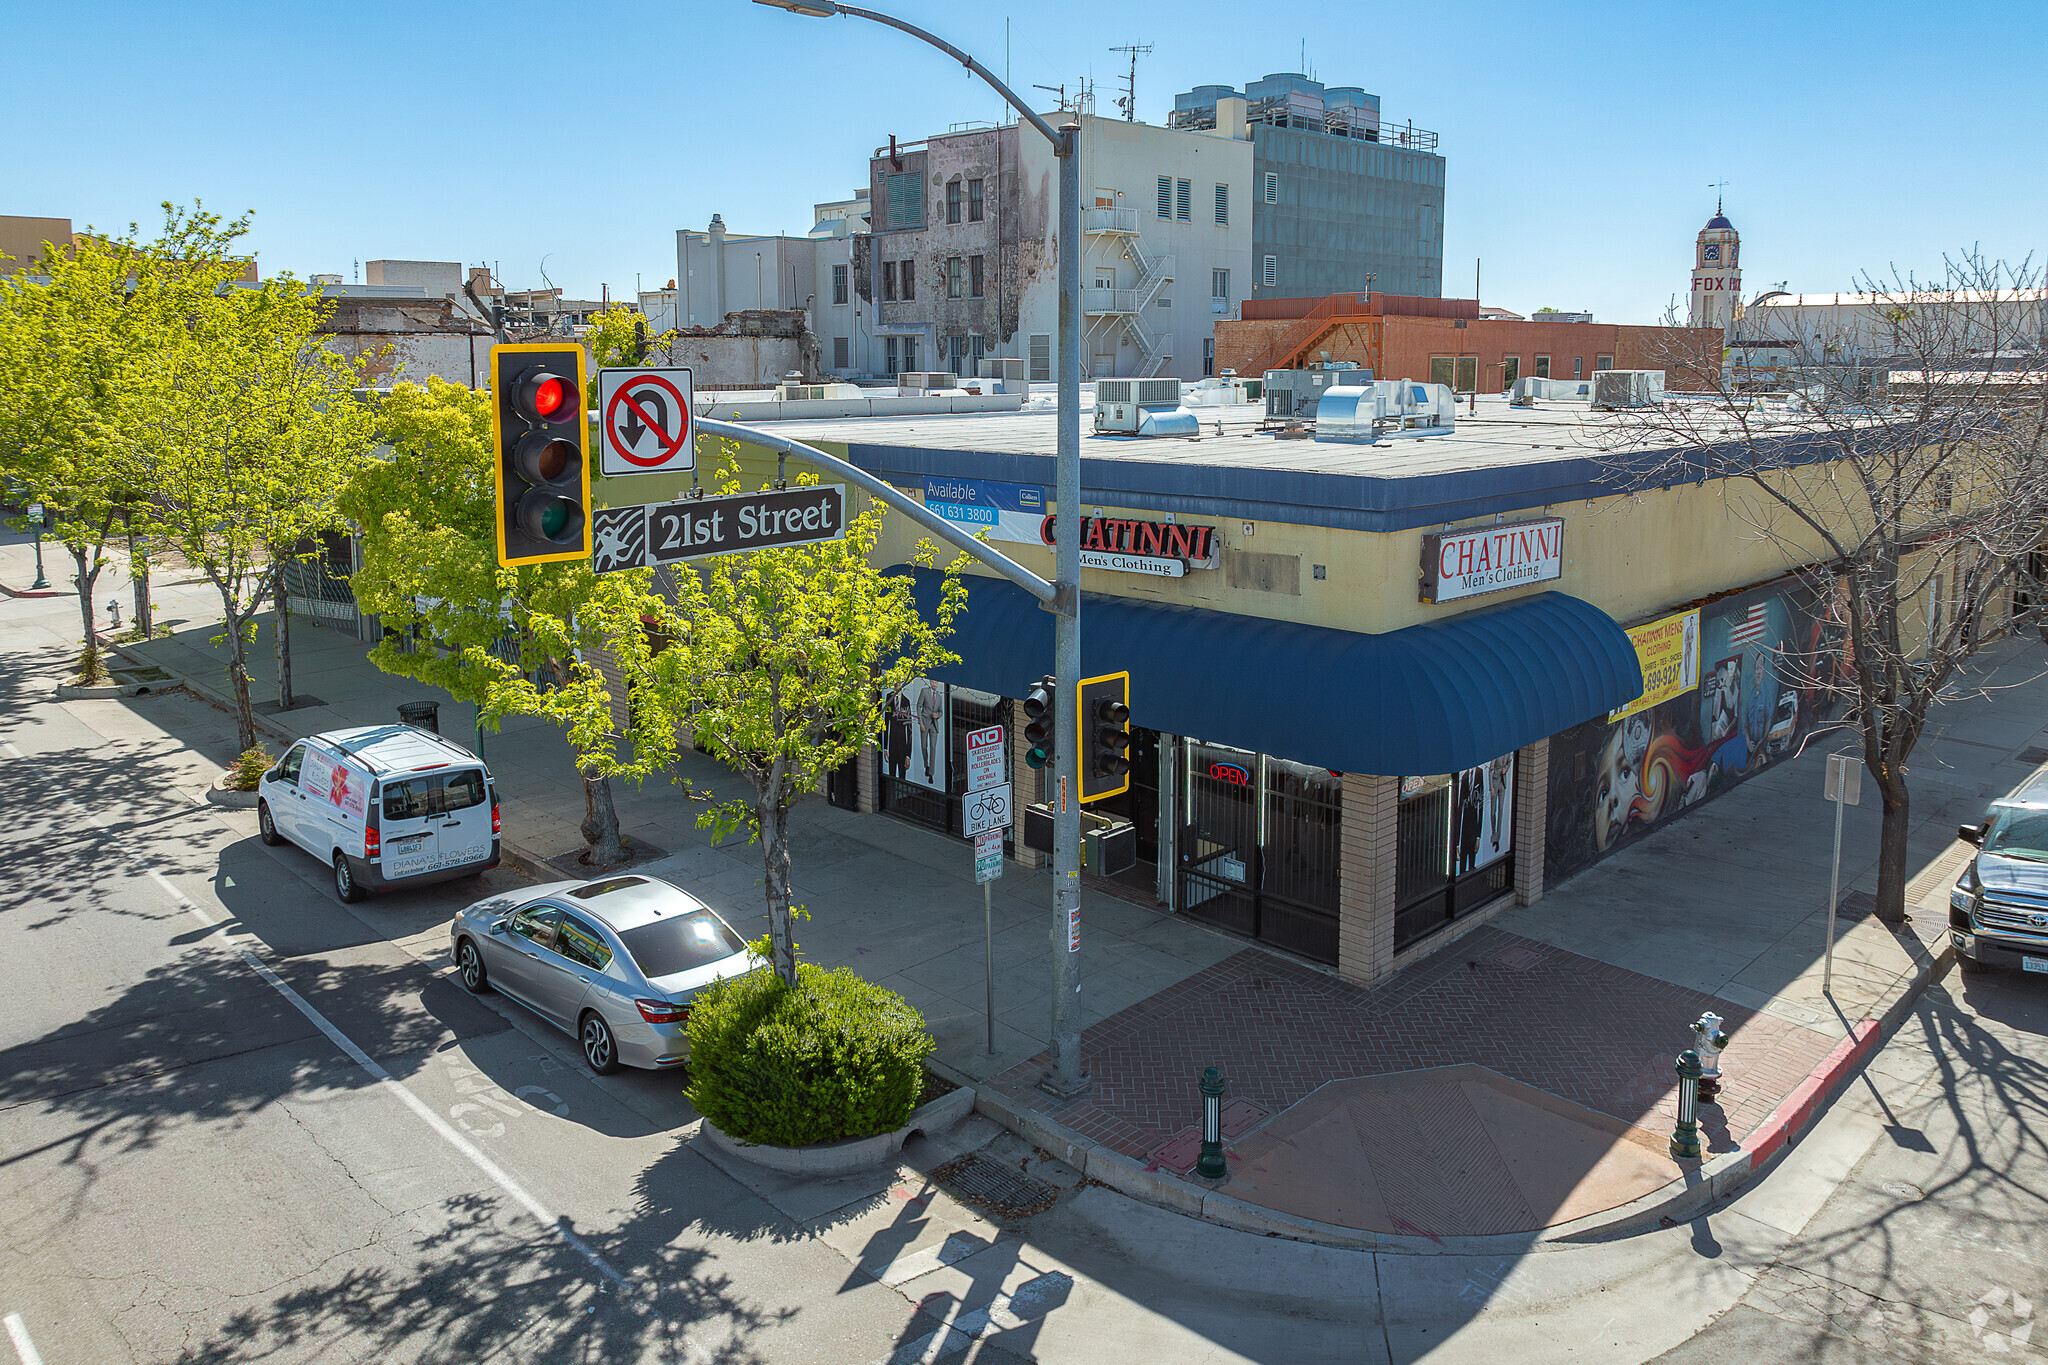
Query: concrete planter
[
  {"left": 54, "top": 678, "right": 153, "bottom": 700},
  {"left": 700, "top": 1082, "right": 976, "bottom": 1177},
  {"left": 206, "top": 774, "right": 261, "bottom": 809}
]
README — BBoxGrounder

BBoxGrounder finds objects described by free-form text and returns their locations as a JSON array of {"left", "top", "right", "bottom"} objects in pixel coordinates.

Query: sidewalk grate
[{"left": 929, "top": 1155, "right": 1058, "bottom": 1218}]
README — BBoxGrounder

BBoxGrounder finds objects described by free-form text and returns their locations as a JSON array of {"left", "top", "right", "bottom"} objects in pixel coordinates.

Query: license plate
[{"left": 2024, "top": 957, "right": 2048, "bottom": 974}]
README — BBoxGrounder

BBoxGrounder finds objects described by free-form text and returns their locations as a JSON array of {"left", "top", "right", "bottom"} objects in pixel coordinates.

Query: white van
[{"left": 257, "top": 724, "right": 500, "bottom": 902}]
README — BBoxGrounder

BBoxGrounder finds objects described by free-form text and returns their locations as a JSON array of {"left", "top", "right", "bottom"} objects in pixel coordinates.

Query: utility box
[{"left": 1021, "top": 803, "right": 1138, "bottom": 876}]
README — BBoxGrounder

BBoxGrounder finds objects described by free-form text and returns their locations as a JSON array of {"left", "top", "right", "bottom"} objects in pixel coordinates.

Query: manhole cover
[
  {"left": 929, "top": 1155, "right": 1058, "bottom": 1218},
  {"left": 1880, "top": 1180, "right": 1925, "bottom": 1201}
]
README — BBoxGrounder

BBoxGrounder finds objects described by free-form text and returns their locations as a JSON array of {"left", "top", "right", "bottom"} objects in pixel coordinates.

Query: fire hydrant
[{"left": 1691, "top": 1011, "right": 1729, "bottom": 1104}]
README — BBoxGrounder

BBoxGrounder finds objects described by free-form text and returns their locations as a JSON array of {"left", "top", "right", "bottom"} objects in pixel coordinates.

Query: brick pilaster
[
  {"left": 1337, "top": 773, "right": 1399, "bottom": 988},
  {"left": 1513, "top": 738, "right": 1549, "bottom": 906},
  {"left": 857, "top": 743, "right": 880, "bottom": 814}
]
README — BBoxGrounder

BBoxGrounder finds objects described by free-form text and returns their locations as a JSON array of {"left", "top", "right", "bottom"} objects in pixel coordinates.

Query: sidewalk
[{"left": 30, "top": 536, "right": 2030, "bottom": 1244}]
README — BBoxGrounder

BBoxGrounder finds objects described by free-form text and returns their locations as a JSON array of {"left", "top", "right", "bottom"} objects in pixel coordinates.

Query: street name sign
[
  {"left": 597, "top": 367, "right": 695, "bottom": 477},
  {"left": 591, "top": 485, "right": 848, "bottom": 573}
]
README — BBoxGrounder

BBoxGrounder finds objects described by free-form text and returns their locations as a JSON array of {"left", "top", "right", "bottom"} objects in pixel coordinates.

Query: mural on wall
[{"left": 1546, "top": 573, "right": 1848, "bottom": 886}]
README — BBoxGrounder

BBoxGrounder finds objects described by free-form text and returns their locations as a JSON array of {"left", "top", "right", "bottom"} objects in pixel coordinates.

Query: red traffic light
[{"left": 516, "top": 369, "right": 578, "bottom": 424}]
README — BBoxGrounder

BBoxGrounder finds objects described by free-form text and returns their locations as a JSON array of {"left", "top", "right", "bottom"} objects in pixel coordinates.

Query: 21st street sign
[{"left": 590, "top": 485, "right": 848, "bottom": 573}]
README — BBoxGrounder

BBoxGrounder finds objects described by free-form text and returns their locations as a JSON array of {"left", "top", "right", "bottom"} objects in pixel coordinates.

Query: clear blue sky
[{"left": 8, "top": 0, "right": 2042, "bottom": 323}]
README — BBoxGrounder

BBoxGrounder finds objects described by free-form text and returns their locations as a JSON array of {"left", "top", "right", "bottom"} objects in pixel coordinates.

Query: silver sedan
[{"left": 449, "top": 873, "right": 756, "bottom": 1073}]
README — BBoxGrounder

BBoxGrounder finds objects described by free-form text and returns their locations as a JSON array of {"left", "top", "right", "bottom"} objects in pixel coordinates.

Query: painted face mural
[{"left": 1551, "top": 576, "right": 1843, "bottom": 876}]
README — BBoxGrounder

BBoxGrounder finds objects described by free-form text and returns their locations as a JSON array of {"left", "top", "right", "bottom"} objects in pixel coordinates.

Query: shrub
[
  {"left": 227, "top": 745, "right": 274, "bottom": 792},
  {"left": 74, "top": 640, "right": 107, "bottom": 686},
  {"left": 685, "top": 962, "right": 935, "bottom": 1147}
]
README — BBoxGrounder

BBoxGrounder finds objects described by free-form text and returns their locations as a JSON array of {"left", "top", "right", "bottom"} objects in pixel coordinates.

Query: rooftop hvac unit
[
  {"left": 1314, "top": 380, "right": 1457, "bottom": 443},
  {"left": 1589, "top": 370, "right": 1667, "bottom": 410},
  {"left": 1095, "top": 377, "right": 1195, "bottom": 435},
  {"left": 978, "top": 356, "right": 1028, "bottom": 390},
  {"left": 1264, "top": 367, "right": 1373, "bottom": 420},
  {"left": 897, "top": 371, "right": 958, "bottom": 395},
  {"left": 1509, "top": 376, "right": 1597, "bottom": 405}
]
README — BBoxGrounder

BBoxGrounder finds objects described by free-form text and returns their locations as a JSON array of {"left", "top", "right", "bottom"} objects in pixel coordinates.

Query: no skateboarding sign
[{"left": 597, "top": 367, "right": 695, "bottom": 477}]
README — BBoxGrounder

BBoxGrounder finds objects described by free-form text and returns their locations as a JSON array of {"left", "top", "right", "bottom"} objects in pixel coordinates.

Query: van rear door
[
  {"left": 433, "top": 768, "right": 494, "bottom": 870},
  {"left": 376, "top": 775, "right": 440, "bottom": 878}
]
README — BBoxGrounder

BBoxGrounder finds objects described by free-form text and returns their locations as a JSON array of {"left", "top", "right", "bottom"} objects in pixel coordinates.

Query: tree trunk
[
  {"left": 1873, "top": 778, "right": 1913, "bottom": 924},
  {"left": 274, "top": 561, "right": 294, "bottom": 711},
  {"left": 70, "top": 548, "right": 100, "bottom": 647},
  {"left": 579, "top": 769, "right": 627, "bottom": 866},
  {"left": 224, "top": 612, "right": 258, "bottom": 753},
  {"left": 128, "top": 528, "right": 152, "bottom": 640},
  {"left": 762, "top": 800, "right": 796, "bottom": 986}
]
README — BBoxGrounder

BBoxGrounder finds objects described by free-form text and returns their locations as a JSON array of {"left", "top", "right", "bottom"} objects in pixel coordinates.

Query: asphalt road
[
  {"left": 1652, "top": 964, "right": 2048, "bottom": 1362},
  {"left": 0, "top": 622, "right": 922, "bottom": 1362}
]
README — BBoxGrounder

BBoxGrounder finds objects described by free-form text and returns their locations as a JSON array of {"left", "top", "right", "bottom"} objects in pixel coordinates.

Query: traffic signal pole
[{"left": 752, "top": 0, "right": 1088, "bottom": 1097}]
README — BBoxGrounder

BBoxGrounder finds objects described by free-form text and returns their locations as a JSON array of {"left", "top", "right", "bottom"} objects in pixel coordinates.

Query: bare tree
[{"left": 1595, "top": 249, "right": 2048, "bottom": 922}]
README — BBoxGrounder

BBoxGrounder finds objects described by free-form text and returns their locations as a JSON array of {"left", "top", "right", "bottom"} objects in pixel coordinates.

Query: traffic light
[
  {"left": 1079, "top": 671, "right": 1131, "bottom": 803},
  {"left": 1022, "top": 675, "right": 1056, "bottom": 770},
  {"left": 490, "top": 342, "right": 591, "bottom": 567}
]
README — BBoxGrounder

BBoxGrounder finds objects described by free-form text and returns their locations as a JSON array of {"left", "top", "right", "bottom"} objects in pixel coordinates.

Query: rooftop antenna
[
  {"left": 1033, "top": 80, "right": 1069, "bottom": 113},
  {"left": 1110, "top": 43, "right": 1152, "bottom": 122},
  {"left": 352, "top": 258, "right": 360, "bottom": 284},
  {"left": 1709, "top": 180, "right": 1732, "bottom": 214}
]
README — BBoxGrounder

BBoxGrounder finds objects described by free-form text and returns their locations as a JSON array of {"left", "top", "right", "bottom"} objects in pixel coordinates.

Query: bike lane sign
[{"left": 964, "top": 783, "right": 1012, "bottom": 838}]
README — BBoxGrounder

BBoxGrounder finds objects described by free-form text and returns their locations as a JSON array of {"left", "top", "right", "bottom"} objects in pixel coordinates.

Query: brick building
[{"left": 1213, "top": 292, "right": 1721, "bottom": 390}]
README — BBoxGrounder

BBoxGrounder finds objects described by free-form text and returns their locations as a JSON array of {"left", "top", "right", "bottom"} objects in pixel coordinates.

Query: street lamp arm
[
  {"left": 695, "top": 417, "right": 1056, "bottom": 604},
  {"left": 755, "top": 0, "right": 1071, "bottom": 153}
]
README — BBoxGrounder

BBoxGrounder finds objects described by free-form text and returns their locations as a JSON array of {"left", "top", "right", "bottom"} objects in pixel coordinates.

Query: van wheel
[
  {"left": 333, "top": 852, "right": 365, "bottom": 903},
  {"left": 455, "top": 939, "right": 491, "bottom": 994},
  {"left": 257, "top": 801, "right": 283, "bottom": 846},
  {"left": 580, "top": 1012, "right": 620, "bottom": 1075}
]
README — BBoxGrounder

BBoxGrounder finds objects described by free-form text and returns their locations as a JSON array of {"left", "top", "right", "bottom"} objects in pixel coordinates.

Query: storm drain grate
[{"left": 929, "top": 1155, "right": 1059, "bottom": 1218}]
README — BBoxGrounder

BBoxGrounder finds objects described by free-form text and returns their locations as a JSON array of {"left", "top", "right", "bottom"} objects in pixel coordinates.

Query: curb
[
  {"left": 936, "top": 934, "right": 1955, "bottom": 1253},
  {"left": 54, "top": 679, "right": 156, "bottom": 700},
  {"left": 0, "top": 580, "right": 71, "bottom": 599}
]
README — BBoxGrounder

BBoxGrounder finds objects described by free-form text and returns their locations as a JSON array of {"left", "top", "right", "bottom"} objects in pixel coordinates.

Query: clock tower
[{"left": 1688, "top": 204, "right": 1741, "bottom": 335}]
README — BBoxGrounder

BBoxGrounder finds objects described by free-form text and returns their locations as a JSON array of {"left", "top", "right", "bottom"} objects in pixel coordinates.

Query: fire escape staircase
[{"left": 1238, "top": 293, "right": 1385, "bottom": 381}]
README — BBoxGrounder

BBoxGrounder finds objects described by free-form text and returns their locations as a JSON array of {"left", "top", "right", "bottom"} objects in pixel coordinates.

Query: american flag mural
[{"left": 1726, "top": 603, "right": 1770, "bottom": 647}]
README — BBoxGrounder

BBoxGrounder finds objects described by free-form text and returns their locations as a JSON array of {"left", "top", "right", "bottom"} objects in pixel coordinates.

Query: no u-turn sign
[{"left": 597, "top": 367, "right": 695, "bottom": 477}]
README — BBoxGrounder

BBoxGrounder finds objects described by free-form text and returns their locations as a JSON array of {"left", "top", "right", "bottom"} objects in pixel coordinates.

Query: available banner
[
  {"left": 921, "top": 476, "right": 1045, "bottom": 544},
  {"left": 1607, "top": 609, "right": 1702, "bottom": 723}
]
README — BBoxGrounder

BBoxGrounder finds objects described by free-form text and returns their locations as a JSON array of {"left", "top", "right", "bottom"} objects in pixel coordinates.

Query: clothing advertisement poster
[
  {"left": 1452, "top": 755, "right": 1514, "bottom": 876},
  {"left": 886, "top": 679, "right": 949, "bottom": 792}
]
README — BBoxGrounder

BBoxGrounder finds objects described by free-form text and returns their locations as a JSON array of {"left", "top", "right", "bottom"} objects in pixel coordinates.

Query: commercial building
[
  {"left": 863, "top": 108, "right": 1252, "bottom": 381},
  {"left": 1171, "top": 74, "right": 1445, "bottom": 301},
  {"left": 675, "top": 200, "right": 868, "bottom": 382},
  {"left": 1742, "top": 288, "right": 2048, "bottom": 361},
  {"left": 636, "top": 394, "right": 1982, "bottom": 990},
  {"left": 1688, "top": 207, "right": 1742, "bottom": 335},
  {"left": 1213, "top": 292, "right": 1721, "bottom": 390}
]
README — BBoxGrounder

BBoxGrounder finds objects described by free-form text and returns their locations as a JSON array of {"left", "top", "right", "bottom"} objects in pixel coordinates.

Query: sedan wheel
[
  {"left": 334, "top": 852, "right": 364, "bottom": 903},
  {"left": 257, "top": 801, "right": 283, "bottom": 846},
  {"left": 456, "top": 939, "right": 490, "bottom": 994},
  {"left": 580, "top": 1012, "right": 620, "bottom": 1075}
]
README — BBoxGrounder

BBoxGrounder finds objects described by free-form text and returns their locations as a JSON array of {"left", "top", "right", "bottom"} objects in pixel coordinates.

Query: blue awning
[{"left": 895, "top": 567, "right": 1643, "bottom": 776}]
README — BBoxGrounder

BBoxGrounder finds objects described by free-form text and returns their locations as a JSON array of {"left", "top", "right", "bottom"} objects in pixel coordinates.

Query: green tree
[
  {"left": 132, "top": 263, "right": 374, "bottom": 751},
  {"left": 0, "top": 203, "right": 251, "bottom": 648},
  {"left": 638, "top": 447, "right": 967, "bottom": 985},
  {"left": 340, "top": 377, "right": 682, "bottom": 865}
]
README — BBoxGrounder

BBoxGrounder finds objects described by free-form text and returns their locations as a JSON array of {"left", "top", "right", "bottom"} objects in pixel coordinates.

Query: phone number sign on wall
[{"left": 1608, "top": 609, "right": 1701, "bottom": 722}]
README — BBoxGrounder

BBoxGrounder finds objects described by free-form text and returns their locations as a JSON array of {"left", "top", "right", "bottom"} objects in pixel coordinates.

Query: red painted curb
[
  {"left": 0, "top": 581, "right": 71, "bottom": 599},
  {"left": 1743, "top": 1018, "right": 1881, "bottom": 1166}
]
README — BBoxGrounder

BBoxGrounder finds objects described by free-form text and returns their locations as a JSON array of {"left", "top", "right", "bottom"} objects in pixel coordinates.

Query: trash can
[{"left": 397, "top": 700, "right": 440, "bottom": 734}]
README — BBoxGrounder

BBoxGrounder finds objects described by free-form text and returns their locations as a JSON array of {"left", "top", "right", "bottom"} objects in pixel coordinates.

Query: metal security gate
[{"left": 1178, "top": 742, "right": 1342, "bottom": 964}]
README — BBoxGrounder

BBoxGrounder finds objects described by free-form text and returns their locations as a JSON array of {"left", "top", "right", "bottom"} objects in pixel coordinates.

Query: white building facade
[
  {"left": 1687, "top": 209, "right": 1742, "bottom": 335},
  {"left": 674, "top": 197, "right": 872, "bottom": 380}
]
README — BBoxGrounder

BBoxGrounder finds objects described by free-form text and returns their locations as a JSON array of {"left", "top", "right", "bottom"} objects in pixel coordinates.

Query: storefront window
[
  {"left": 1179, "top": 741, "right": 1342, "bottom": 964},
  {"left": 1394, "top": 755, "right": 1515, "bottom": 950},
  {"left": 879, "top": 680, "right": 1011, "bottom": 851}
]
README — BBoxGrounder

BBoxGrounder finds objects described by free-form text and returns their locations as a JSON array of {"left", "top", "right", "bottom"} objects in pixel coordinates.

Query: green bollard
[
  {"left": 1670, "top": 1049, "right": 1704, "bottom": 1161},
  {"left": 1196, "top": 1067, "right": 1227, "bottom": 1180}
]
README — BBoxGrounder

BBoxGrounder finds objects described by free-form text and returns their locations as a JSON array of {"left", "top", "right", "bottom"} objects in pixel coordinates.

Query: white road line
[
  {"left": 0, "top": 735, "right": 650, "bottom": 1313},
  {"left": 3, "top": 1313, "right": 44, "bottom": 1365},
  {"left": 886, "top": 1270, "right": 1073, "bottom": 1365}
]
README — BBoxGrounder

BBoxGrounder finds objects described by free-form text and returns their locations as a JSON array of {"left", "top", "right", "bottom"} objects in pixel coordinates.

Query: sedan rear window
[{"left": 618, "top": 912, "right": 748, "bottom": 978}]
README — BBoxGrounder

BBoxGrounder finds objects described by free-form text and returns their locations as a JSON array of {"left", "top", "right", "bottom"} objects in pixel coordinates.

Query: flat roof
[{"left": 764, "top": 395, "right": 1658, "bottom": 533}]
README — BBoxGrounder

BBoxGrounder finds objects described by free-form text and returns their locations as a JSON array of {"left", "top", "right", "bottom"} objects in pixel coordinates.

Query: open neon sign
[{"left": 1207, "top": 761, "right": 1251, "bottom": 786}]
